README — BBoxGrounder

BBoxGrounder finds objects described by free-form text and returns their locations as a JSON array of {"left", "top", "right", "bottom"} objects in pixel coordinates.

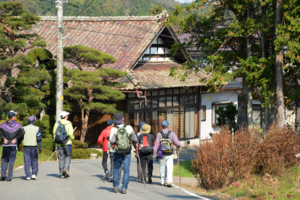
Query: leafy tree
[
  {"left": 0, "top": 2, "right": 45, "bottom": 103},
  {"left": 63, "top": 46, "right": 125, "bottom": 142},
  {"left": 150, "top": 5, "right": 164, "bottom": 16},
  {"left": 65, "top": 68, "right": 126, "bottom": 142},
  {"left": 215, "top": 102, "right": 238, "bottom": 132}
]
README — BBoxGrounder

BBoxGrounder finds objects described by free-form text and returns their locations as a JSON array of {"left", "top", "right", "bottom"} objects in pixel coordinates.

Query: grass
[
  {"left": 219, "top": 165, "right": 300, "bottom": 199},
  {"left": 173, "top": 160, "right": 194, "bottom": 178}
]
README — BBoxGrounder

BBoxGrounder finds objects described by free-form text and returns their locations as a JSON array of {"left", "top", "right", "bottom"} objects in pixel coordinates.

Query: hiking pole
[
  {"left": 177, "top": 147, "right": 181, "bottom": 186},
  {"left": 136, "top": 149, "right": 147, "bottom": 191},
  {"left": 46, "top": 150, "right": 57, "bottom": 162}
]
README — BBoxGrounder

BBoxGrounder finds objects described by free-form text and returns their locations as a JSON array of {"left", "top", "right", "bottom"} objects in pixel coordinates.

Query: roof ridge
[{"left": 40, "top": 10, "right": 169, "bottom": 21}]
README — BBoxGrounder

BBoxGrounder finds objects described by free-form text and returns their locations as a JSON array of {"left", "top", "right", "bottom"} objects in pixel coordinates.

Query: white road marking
[
  {"left": 17, "top": 166, "right": 24, "bottom": 169},
  {"left": 173, "top": 184, "right": 210, "bottom": 200}
]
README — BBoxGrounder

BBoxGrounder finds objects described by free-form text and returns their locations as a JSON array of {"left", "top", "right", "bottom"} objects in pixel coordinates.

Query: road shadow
[
  {"left": 97, "top": 186, "right": 115, "bottom": 193},
  {"left": 46, "top": 174, "right": 62, "bottom": 178},
  {"left": 12, "top": 176, "right": 26, "bottom": 180}
]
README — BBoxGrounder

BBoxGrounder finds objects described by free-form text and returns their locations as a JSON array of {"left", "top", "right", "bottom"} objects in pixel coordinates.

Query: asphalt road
[{"left": 0, "top": 158, "right": 216, "bottom": 200}]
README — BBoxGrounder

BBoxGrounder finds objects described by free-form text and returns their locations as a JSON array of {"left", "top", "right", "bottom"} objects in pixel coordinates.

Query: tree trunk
[
  {"left": 246, "top": 7, "right": 253, "bottom": 132},
  {"left": 275, "top": 0, "right": 285, "bottom": 128},
  {"left": 262, "top": 5, "right": 269, "bottom": 134},
  {"left": 238, "top": 83, "right": 248, "bottom": 129},
  {"left": 80, "top": 109, "right": 90, "bottom": 142}
]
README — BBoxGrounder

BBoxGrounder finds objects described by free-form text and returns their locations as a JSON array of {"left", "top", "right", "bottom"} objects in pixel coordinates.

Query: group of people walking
[
  {"left": 97, "top": 113, "right": 181, "bottom": 194},
  {"left": 0, "top": 110, "right": 181, "bottom": 195}
]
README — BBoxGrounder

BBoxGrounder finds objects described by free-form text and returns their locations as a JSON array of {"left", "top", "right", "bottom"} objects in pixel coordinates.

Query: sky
[{"left": 176, "top": 0, "right": 193, "bottom": 3}]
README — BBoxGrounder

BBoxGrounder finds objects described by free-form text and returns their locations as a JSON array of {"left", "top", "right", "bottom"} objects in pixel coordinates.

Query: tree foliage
[{"left": 150, "top": 5, "right": 165, "bottom": 16}]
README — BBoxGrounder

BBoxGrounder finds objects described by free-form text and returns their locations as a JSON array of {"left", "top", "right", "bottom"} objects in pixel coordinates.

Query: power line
[{"left": 64, "top": 0, "right": 95, "bottom": 26}]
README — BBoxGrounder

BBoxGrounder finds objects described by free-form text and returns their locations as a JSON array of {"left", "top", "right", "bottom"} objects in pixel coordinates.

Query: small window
[
  {"left": 129, "top": 100, "right": 135, "bottom": 110},
  {"left": 152, "top": 98, "right": 158, "bottom": 108},
  {"left": 201, "top": 106, "right": 206, "bottom": 121},
  {"left": 173, "top": 96, "right": 179, "bottom": 106},
  {"left": 159, "top": 97, "right": 166, "bottom": 107},
  {"left": 146, "top": 99, "right": 151, "bottom": 109},
  {"left": 194, "top": 95, "right": 199, "bottom": 104},
  {"left": 159, "top": 90, "right": 165, "bottom": 96},
  {"left": 128, "top": 93, "right": 136, "bottom": 98},
  {"left": 146, "top": 91, "right": 151, "bottom": 97},
  {"left": 152, "top": 90, "right": 158, "bottom": 96},
  {"left": 180, "top": 89, "right": 186, "bottom": 94},
  {"left": 187, "top": 88, "right": 193, "bottom": 93},
  {"left": 166, "top": 89, "right": 172, "bottom": 95},
  {"left": 167, "top": 96, "right": 172, "bottom": 106},
  {"left": 173, "top": 89, "right": 179, "bottom": 94}
]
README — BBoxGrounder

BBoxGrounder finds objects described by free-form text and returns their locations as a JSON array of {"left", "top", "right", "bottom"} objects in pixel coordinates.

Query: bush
[
  {"left": 39, "top": 149, "right": 56, "bottom": 161},
  {"left": 42, "top": 138, "right": 54, "bottom": 151},
  {"left": 72, "top": 149, "right": 91, "bottom": 159},
  {"left": 72, "top": 140, "right": 88, "bottom": 149},
  {"left": 252, "top": 125, "right": 300, "bottom": 175},
  {"left": 90, "top": 149, "right": 103, "bottom": 157},
  {"left": 192, "top": 127, "right": 232, "bottom": 189}
]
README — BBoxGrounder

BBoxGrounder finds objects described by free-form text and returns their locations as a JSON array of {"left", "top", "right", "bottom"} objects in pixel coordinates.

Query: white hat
[{"left": 60, "top": 111, "right": 70, "bottom": 118}]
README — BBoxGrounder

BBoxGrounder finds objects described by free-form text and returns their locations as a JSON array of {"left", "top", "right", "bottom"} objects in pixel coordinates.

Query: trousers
[
  {"left": 23, "top": 148, "right": 38, "bottom": 178},
  {"left": 57, "top": 145, "right": 72, "bottom": 176},
  {"left": 1, "top": 146, "right": 17, "bottom": 181}
]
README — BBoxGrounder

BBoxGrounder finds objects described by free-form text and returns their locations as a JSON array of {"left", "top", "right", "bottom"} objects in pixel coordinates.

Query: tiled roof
[
  {"left": 120, "top": 60, "right": 211, "bottom": 90},
  {"left": 25, "top": 15, "right": 166, "bottom": 71}
]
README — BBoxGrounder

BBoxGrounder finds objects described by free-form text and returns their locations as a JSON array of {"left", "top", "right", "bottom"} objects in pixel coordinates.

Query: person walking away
[
  {"left": 132, "top": 121, "right": 146, "bottom": 179},
  {"left": 110, "top": 113, "right": 137, "bottom": 194},
  {"left": 53, "top": 111, "right": 74, "bottom": 179},
  {"left": 137, "top": 124, "right": 155, "bottom": 184},
  {"left": 0, "top": 111, "right": 25, "bottom": 181},
  {"left": 97, "top": 119, "right": 115, "bottom": 179},
  {"left": 154, "top": 120, "right": 181, "bottom": 187},
  {"left": 23, "top": 116, "right": 42, "bottom": 180}
]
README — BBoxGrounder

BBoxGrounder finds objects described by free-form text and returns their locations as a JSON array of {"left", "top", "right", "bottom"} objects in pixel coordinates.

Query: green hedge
[
  {"left": 72, "top": 149, "right": 91, "bottom": 159},
  {"left": 42, "top": 138, "right": 54, "bottom": 151},
  {"left": 90, "top": 150, "right": 103, "bottom": 157},
  {"left": 72, "top": 140, "right": 88, "bottom": 149}
]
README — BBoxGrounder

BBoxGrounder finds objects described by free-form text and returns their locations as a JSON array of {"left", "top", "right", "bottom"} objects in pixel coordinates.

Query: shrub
[
  {"left": 252, "top": 125, "right": 300, "bottom": 175},
  {"left": 72, "top": 149, "right": 91, "bottom": 159},
  {"left": 192, "top": 127, "right": 232, "bottom": 189},
  {"left": 72, "top": 140, "right": 88, "bottom": 149},
  {"left": 42, "top": 138, "right": 54, "bottom": 151},
  {"left": 90, "top": 150, "right": 103, "bottom": 157}
]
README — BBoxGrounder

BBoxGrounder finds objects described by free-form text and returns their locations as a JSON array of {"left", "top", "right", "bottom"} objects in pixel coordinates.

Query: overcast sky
[{"left": 176, "top": 0, "right": 193, "bottom": 3}]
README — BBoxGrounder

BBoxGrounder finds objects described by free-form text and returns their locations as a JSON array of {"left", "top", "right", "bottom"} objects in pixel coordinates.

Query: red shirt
[{"left": 97, "top": 126, "right": 112, "bottom": 152}]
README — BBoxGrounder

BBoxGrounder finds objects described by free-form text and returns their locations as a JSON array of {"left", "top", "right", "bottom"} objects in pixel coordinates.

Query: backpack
[
  {"left": 115, "top": 125, "right": 131, "bottom": 154},
  {"left": 160, "top": 131, "right": 172, "bottom": 154},
  {"left": 138, "top": 134, "right": 153, "bottom": 154},
  {"left": 54, "top": 121, "right": 69, "bottom": 144}
]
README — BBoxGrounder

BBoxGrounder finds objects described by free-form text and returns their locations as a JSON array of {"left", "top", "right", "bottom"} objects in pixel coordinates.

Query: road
[{"left": 0, "top": 158, "right": 216, "bottom": 200}]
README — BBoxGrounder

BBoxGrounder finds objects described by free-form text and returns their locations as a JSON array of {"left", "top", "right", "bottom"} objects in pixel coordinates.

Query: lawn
[{"left": 173, "top": 160, "right": 194, "bottom": 178}]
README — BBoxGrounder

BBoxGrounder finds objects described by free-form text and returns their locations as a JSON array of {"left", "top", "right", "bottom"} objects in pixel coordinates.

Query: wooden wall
[{"left": 72, "top": 113, "right": 112, "bottom": 146}]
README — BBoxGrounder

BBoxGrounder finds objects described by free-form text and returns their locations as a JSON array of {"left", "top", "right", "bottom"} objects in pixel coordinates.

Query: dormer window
[{"left": 140, "top": 37, "right": 171, "bottom": 61}]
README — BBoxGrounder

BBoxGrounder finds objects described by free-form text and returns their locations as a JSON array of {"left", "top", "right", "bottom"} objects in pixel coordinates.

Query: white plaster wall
[
  {"left": 200, "top": 91, "right": 239, "bottom": 140},
  {"left": 180, "top": 138, "right": 200, "bottom": 148}
]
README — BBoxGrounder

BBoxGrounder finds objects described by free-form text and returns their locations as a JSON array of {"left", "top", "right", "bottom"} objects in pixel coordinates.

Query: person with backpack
[
  {"left": 53, "top": 111, "right": 74, "bottom": 179},
  {"left": 136, "top": 124, "right": 155, "bottom": 184},
  {"left": 97, "top": 119, "right": 115, "bottom": 179},
  {"left": 22, "top": 116, "right": 42, "bottom": 180},
  {"left": 154, "top": 120, "right": 181, "bottom": 187},
  {"left": 0, "top": 111, "right": 25, "bottom": 182},
  {"left": 110, "top": 113, "right": 137, "bottom": 194},
  {"left": 132, "top": 121, "right": 146, "bottom": 180}
]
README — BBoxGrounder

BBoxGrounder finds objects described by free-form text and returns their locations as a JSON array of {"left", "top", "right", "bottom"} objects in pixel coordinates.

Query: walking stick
[
  {"left": 136, "top": 149, "right": 147, "bottom": 191},
  {"left": 177, "top": 147, "right": 181, "bottom": 186},
  {"left": 46, "top": 150, "right": 57, "bottom": 162}
]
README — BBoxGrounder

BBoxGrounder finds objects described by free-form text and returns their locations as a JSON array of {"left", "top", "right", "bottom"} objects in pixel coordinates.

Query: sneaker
[
  {"left": 31, "top": 175, "right": 37, "bottom": 180},
  {"left": 109, "top": 176, "right": 113, "bottom": 182},
  {"left": 63, "top": 169, "right": 70, "bottom": 177},
  {"left": 147, "top": 174, "right": 152, "bottom": 184},
  {"left": 26, "top": 177, "right": 31, "bottom": 181},
  {"left": 121, "top": 189, "right": 126, "bottom": 194},
  {"left": 0, "top": 177, "right": 6, "bottom": 181},
  {"left": 166, "top": 182, "right": 172, "bottom": 187},
  {"left": 104, "top": 170, "right": 109, "bottom": 179},
  {"left": 113, "top": 187, "right": 119, "bottom": 193},
  {"left": 61, "top": 175, "right": 65, "bottom": 179}
]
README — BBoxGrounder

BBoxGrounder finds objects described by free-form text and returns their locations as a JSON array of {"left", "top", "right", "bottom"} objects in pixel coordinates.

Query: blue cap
[
  {"left": 8, "top": 110, "right": 16, "bottom": 118},
  {"left": 139, "top": 121, "right": 146, "bottom": 130},
  {"left": 28, "top": 116, "right": 36, "bottom": 124},
  {"left": 107, "top": 119, "right": 116, "bottom": 125},
  {"left": 115, "top": 113, "right": 124, "bottom": 124},
  {"left": 162, "top": 120, "right": 169, "bottom": 128}
]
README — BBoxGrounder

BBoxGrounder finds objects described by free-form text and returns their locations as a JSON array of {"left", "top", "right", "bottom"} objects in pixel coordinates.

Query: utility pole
[{"left": 56, "top": 0, "right": 65, "bottom": 121}]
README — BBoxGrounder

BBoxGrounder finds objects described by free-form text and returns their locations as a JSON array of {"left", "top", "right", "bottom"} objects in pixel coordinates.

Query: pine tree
[
  {"left": 63, "top": 45, "right": 126, "bottom": 142},
  {"left": 0, "top": 2, "right": 45, "bottom": 104}
]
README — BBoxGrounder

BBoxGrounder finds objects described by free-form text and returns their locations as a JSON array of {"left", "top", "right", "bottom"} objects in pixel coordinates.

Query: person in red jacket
[{"left": 97, "top": 119, "right": 115, "bottom": 179}]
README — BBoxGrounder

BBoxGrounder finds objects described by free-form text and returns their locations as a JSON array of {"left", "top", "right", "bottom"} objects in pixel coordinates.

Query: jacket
[
  {"left": 154, "top": 129, "right": 181, "bottom": 156},
  {"left": 137, "top": 132, "right": 155, "bottom": 154},
  {"left": 97, "top": 126, "right": 112, "bottom": 152},
  {"left": 53, "top": 119, "right": 74, "bottom": 146},
  {"left": 0, "top": 120, "right": 25, "bottom": 147}
]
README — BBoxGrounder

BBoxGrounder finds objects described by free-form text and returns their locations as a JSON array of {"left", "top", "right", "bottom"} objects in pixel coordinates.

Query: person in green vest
[
  {"left": 22, "top": 116, "right": 42, "bottom": 181},
  {"left": 53, "top": 111, "right": 74, "bottom": 179}
]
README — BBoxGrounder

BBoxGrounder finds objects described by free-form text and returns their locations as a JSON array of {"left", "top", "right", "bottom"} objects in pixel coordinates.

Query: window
[
  {"left": 128, "top": 93, "right": 136, "bottom": 98},
  {"left": 159, "top": 90, "right": 165, "bottom": 95},
  {"left": 167, "top": 96, "right": 172, "bottom": 106},
  {"left": 166, "top": 89, "right": 172, "bottom": 95},
  {"left": 201, "top": 106, "right": 206, "bottom": 121},
  {"left": 211, "top": 103, "right": 237, "bottom": 126},
  {"left": 159, "top": 97, "right": 165, "bottom": 107}
]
